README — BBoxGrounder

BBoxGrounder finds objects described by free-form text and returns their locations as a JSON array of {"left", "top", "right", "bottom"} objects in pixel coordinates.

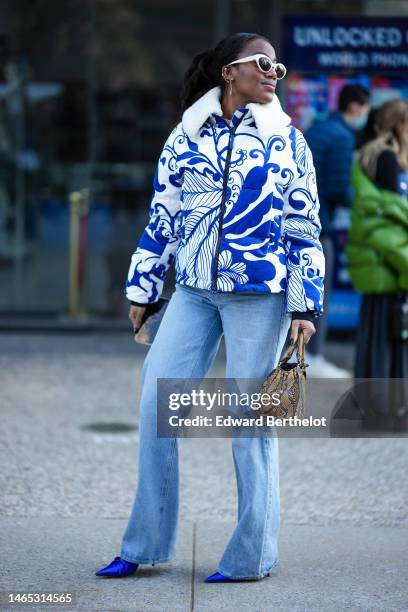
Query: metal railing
[{"left": 68, "top": 189, "right": 90, "bottom": 318}]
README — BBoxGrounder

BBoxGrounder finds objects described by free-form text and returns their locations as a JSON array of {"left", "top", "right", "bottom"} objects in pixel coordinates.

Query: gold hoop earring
[
  {"left": 224, "top": 78, "right": 233, "bottom": 95},
  {"left": 222, "top": 69, "right": 233, "bottom": 96}
]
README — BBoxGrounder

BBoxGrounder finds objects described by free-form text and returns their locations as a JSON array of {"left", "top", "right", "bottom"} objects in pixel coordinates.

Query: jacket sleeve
[
  {"left": 281, "top": 128, "right": 325, "bottom": 316},
  {"left": 125, "top": 123, "right": 183, "bottom": 304},
  {"left": 325, "top": 130, "right": 354, "bottom": 208}
]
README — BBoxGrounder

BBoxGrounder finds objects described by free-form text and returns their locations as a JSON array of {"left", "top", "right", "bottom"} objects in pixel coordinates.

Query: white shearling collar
[{"left": 182, "top": 86, "right": 291, "bottom": 139}]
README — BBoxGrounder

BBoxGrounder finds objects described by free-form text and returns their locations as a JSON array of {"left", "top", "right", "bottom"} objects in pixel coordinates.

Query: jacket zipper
[{"left": 211, "top": 123, "right": 236, "bottom": 290}]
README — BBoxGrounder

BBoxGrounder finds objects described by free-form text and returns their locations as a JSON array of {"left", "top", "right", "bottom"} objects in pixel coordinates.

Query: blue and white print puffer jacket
[{"left": 125, "top": 86, "right": 325, "bottom": 316}]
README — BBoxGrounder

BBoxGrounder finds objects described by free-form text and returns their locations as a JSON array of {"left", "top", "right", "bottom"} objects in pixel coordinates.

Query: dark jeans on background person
[
  {"left": 353, "top": 292, "right": 408, "bottom": 425},
  {"left": 354, "top": 292, "right": 408, "bottom": 379},
  {"left": 307, "top": 234, "right": 334, "bottom": 356}
]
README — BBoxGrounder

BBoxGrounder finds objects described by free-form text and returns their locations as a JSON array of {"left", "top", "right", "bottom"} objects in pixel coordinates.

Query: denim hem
[
  {"left": 120, "top": 551, "right": 172, "bottom": 564},
  {"left": 218, "top": 558, "right": 278, "bottom": 580}
]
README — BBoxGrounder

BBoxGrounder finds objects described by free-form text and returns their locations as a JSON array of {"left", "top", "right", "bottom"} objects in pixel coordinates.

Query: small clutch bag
[
  {"left": 257, "top": 330, "right": 308, "bottom": 419},
  {"left": 134, "top": 297, "right": 170, "bottom": 345}
]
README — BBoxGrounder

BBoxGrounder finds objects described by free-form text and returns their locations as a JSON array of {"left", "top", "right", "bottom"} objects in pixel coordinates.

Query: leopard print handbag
[{"left": 258, "top": 330, "right": 308, "bottom": 419}]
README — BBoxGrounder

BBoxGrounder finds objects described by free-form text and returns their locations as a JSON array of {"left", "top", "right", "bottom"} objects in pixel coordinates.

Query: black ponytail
[
  {"left": 179, "top": 32, "right": 271, "bottom": 113},
  {"left": 180, "top": 48, "right": 218, "bottom": 112}
]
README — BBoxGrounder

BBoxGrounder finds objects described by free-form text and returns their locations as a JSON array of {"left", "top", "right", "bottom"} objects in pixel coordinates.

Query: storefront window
[{"left": 0, "top": 0, "right": 406, "bottom": 318}]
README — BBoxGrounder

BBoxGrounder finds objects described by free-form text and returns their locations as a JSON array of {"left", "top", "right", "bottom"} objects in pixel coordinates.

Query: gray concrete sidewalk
[
  {"left": 1, "top": 332, "right": 407, "bottom": 611},
  {"left": 1, "top": 518, "right": 407, "bottom": 612}
]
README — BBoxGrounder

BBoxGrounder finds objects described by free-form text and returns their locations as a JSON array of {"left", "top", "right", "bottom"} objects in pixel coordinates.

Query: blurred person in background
[
  {"left": 304, "top": 84, "right": 370, "bottom": 377},
  {"left": 356, "top": 106, "right": 379, "bottom": 149},
  {"left": 347, "top": 99, "right": 408, "bottom": 395},
  {"left": 95, "top": 32, "right": 324, "bottom": 583}
]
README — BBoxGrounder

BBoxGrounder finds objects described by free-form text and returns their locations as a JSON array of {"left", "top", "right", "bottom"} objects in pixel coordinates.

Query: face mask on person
[{"left": 350, "top": 113, "right": 368, "bottom": 131}]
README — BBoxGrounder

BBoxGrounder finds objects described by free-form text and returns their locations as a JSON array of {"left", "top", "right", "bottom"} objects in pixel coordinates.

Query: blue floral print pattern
[{"left": 125, "top": 87, "right": 325, "bottom": 315}]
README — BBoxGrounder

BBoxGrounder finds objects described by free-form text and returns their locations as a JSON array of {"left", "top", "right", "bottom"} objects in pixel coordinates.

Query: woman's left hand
[{"left": 290, "top": 319, "right": 316, "bottom": 344}]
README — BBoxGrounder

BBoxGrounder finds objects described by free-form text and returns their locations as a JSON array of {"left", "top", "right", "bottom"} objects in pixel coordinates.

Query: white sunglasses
[{"left": 228, "top": 53, "right": 287, "bottom": 80}]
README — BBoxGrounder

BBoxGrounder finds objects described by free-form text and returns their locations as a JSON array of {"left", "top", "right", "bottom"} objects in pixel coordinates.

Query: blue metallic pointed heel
[
  {"left": 204, "top": 571, "right": 234, "bottom": 583},
  {"left": 204, "top": 570, "right": 271, "bottom": 583},
  {"left": 95, "top": 556, "right": 139, "bottom": 577}
]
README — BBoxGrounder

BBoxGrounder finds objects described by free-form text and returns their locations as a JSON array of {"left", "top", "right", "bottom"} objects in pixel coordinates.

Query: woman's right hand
[{"left": 129, "top": 304, "right": 147, "bottom": 334}]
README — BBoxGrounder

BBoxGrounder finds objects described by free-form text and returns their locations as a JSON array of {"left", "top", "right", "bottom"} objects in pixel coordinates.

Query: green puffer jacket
[{"left": 346, "top": 162, "right": 408, "bottom": 294}]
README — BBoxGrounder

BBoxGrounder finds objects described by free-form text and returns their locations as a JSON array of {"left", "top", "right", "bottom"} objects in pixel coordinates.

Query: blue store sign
[{"left": 284, "top": 16, "right": 408, "bottom": 72}]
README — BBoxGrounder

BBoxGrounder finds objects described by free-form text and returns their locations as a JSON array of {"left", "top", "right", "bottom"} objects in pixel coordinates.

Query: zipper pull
[{"left": 229, "top": 129, "right": 236, "bottom": 150}]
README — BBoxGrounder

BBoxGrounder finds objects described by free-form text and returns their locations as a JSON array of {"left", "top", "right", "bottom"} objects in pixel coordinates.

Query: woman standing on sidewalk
[
  {"left": 95, "top": 32, "right": 325, "bottom": 582},
  {"left": 347, "top": 100, "right": 408, "bottom": 419}
]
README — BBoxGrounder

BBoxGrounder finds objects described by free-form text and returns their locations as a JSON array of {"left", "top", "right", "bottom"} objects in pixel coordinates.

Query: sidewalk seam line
[{"left": 190, "top": 521, "right": 196, "bottom": 611}]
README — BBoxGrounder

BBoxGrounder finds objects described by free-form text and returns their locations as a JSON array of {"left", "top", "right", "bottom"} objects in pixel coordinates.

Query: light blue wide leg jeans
[{"left": 120, "top": 283, "right": 291, "bottom": 579}]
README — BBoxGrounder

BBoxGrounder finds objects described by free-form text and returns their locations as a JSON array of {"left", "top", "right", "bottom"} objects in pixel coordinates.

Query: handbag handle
[{"left": 279, "top": 329, "right": 305, "bottom": 367}]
